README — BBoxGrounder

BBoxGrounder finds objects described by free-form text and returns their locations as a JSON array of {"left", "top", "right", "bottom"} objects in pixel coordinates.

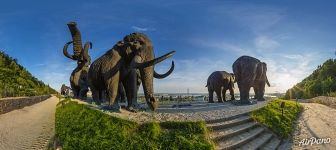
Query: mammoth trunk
[
  {"left": 67, "top": 22, "right": 83, "bottom": 59},
  {"left": 140, "top": 66, "right": 157, "bottom": 111}
]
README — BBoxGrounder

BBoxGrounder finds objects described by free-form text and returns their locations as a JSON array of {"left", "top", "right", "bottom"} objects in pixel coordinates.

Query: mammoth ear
[
  {"left": 256, "top": 62, "right": 264, "bottom": 78},
  {"left": 262, "top": 62, "right": 267, "bottom": 71},
  {"left": 228, "top": 74, "right": 234, "bottom": 89},
  {"left": 230, "top": 77, "right": 235, "bottom": 89},
  {"left": 230, "top": 73, "right": 236, "bottom": 83}
]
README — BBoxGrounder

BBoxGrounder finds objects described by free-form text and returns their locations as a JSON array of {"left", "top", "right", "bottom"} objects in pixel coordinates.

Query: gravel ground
[
  {"left": 290, "top": 103, "right": 336, "bottom": 150},
  {"left": 75, "top": 99, "right": 268, "bottom": 124},
  {"left": 0, "top": 96, "right": 58, "bottom": 150}
]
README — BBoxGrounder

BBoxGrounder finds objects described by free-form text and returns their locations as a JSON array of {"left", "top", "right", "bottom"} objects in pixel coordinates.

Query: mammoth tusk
[
  {"left": 154, "top": 61, "right": 175, "bottom": 79},
  {"left": 131, "top": 51, "right": 176, "bottom": 69},
  {"left": 63, "top": 41, "right": 77, "bottom": 60},
  {"left": 67, "top": 22, "right": 83, "bottom": 59},
  {"left": 82, "top": 42, "right": 92, "bottom": 62}
]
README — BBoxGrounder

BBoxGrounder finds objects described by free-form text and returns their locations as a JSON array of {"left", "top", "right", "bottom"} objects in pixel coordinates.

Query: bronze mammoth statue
[
  {"left": 232, "top": 56, "right": 270, "bottom": 104},
  {"left": 88, "top": 33, "right": 175, "bottom": 112},
  {"left": 63, "top": 22, "right": 92, "bottom": 99},
  {"left": 206, "top": 71, "right": 235, "bottom": 103}
]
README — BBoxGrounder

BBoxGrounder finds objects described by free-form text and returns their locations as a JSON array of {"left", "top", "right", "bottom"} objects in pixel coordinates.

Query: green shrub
[
  {"left": 0, "top": 51, "right": 57, "bottom": 98},
  {"left": 55, "top": 101, "right": 214, "bottom": 150},
  {"left": 250, "top": 99, "right": 303, "bottom": 138}
]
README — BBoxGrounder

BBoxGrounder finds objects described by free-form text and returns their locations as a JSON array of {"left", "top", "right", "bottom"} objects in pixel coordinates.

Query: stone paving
[
  {"left": 76, "top": 99, "right": 268, "bottom": 124},
  {"left": 0, "top": 96, "right": 58, "bottom": 150}
]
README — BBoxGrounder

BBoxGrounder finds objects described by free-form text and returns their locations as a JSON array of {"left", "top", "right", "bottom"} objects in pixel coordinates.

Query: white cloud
[
  {"left": 255, "top": 36, "right": 279, "bottom": 50},
  {"left": 131, "top": 26, "right": 156, "bottom": 32},
  {"left": 189, "top": 38, "right": 253, "bottom": 56},
  {"left": 263, "top": 52, "right": 325, "bottom": 93}
]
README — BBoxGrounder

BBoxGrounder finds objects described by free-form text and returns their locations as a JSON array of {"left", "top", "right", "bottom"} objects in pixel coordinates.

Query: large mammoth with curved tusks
[
  {"left": 88, "top": 32, "right": 175, "bottom": 112},
  {"left": 232, "top": 56, "right": 270, "bottom": 104},
  {"left": 63, "top": 22, "right": 92, "bottom": 99},
  {"left": 206, "top": 71, "right": 235, "bottom": 103}
]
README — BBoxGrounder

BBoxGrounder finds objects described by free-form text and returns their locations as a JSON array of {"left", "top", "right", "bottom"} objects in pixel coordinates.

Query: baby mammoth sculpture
[
  {"left": 63, "top": 22, "right": 92, "bottom": 99},
  {"left": 88, "top": 32, "right": 175, "bottom": 112},
  {"left": 206, "top": 71, "right": 235, "bottom": 103},
  {"left": 232, "top": 56, "right": 270, "bottom": 104}
]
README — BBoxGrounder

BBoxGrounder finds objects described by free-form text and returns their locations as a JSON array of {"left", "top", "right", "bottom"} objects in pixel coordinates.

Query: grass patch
[
  {"left": 250, "top": 99, "right": 303, "bottom": 138},
  {"left": 55, "top": 99, "right": 214, "bottom": 150}
]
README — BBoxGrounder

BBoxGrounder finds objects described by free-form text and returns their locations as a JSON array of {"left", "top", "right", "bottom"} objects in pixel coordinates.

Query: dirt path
[
  {"left": 0, "top": 96, "right": 59, "bottom": 150},
  {"left": 291, "top": 103, "right": 336, "bottom": 149}
]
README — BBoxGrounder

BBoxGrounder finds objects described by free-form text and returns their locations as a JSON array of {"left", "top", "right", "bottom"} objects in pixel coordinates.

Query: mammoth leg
[
  {"left": 255, "top": 82, "right": 266, "bottom": 101},
  {"left": 106, "top": 72, "right": 121, "bottom": 112},
  {"left": 79, "top": 81, "right": 88, "bottom": 100},
  {"left": 208, "top": 88, "right": 214, "bottom": 103},
  {"left": 91, "top": 88, "right": 101, "bottom": 105},
  {"left": 253, "top": 87, "right": 258, "bottom": 99},
  {"left": 72, "top": 87, "right": 79, "bottom": 98},
  {"left": 123, "top": 69, "right": 139, "bottom": 112},
  {"left": 118, "top": 83, "right": 126, "bottom": 103},
  {"left": 229, "top": 87, "right": 235, "bottom": 100},
  {"left": 221, "top": 88, "right": 227, "bottom": 102},
  {"left": 238, "top": 83, "right": 251, "bottom": 104},
  {"left": 79, "top": 88, "right": 88, "bottom": 100},
  {"left": 215, "top": 87, "right": 223, "bottom": 103}
]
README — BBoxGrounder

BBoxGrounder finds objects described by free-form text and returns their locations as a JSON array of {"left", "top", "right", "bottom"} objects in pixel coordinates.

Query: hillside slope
[
  {"left": 0, "top": 51, "right": 56, "bottom": 98},
  {"left": 285, "top": 58, "right": 336, "bottom": 99}
]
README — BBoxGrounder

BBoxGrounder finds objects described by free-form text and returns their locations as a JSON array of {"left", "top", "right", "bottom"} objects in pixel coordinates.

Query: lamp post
[{"left": 280, "top": 101, "right": 285, "bottom": 118}]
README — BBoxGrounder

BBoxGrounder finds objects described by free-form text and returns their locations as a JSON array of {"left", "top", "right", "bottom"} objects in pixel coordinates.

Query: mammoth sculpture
[
  {"left": 206, "top": 71, "right": 235, "bottom": 103},
  {"left": 232, "top": 56, "right": 270, "bottom": 104},
  {"left": 60, "top": 84, "right": 71, "bottom": 96},
  {"left": 63, "top": 22, "right": 92, "bottom": 99},
  {"left": 88, "top": 32, "right": 175, "bottom": 112}
]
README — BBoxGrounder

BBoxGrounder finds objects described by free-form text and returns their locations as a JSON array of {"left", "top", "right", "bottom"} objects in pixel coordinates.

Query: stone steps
[
  {"left": 236, "top": 130, "right": 273, "bottom": 150},
  {"left": 207, "top": 114, "right": 283, "bottom": 150},
  {"left": 207, "top": 115, "right": 253, "bottom": 131},
  {"left": 211, "top": 122, "right": 259, "bottom": 142},
  {"left": 260, "top": 136, "right": 281, "bottom": 150},
  {"left": 206, "top": 112, "right": 249, "bottom": 124}
]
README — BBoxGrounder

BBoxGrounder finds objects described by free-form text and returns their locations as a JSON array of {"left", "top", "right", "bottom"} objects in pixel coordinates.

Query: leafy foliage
[
  {"left": 250, "top": 99, "right": 303, "bottom": 138},
  {"left": 284, "top": 59, "right": 336, "bottom": 99},
  {"left": 55, "top": 99, "right": 214, "bottom": 150},
  {"left": 0, "top": 51, "right": 57, "bottom": 98}
]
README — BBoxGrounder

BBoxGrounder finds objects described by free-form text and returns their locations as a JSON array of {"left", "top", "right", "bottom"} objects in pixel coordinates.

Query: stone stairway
[{"left": 206, "top": 113, "right": 282, "bottom": 150}]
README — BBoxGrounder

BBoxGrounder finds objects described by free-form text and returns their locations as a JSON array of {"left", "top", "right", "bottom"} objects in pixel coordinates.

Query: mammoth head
[
  {"left": 122, "top": 32, "right": 176, "bottom": 111},
  {"left": 63, "top": 21, "right": 92, "bottom": 63},
  {"left": 229, "top": 73, "right": 236, "bottom": 88},
  {"left": 257, "top": 62, "right": 270, "bottom": 87},
  {"left": 230, "top": 73, "right": 236, "bottom": 82}
]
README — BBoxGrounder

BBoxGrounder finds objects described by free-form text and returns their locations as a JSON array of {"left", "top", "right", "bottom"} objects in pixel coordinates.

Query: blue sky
[{"left": 0, "top": 0, "right": 335, "bottom": 93}]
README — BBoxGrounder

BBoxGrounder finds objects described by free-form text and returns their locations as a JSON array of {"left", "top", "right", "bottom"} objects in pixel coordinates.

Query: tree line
[
  {"left": 0, "top": 51, "right": 57, "bottom": 98},
  {"left": 284, "top": 58, "right": 336, "bottom": 99}
]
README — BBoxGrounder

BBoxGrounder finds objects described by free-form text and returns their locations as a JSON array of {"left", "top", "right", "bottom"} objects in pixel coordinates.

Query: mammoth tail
[{"left": 266, "top": 75, "right": 271, "bottom": 87}]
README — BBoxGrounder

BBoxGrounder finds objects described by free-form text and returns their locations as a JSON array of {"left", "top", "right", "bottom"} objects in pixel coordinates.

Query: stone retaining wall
[{"left": 0, "top": 95, "right": 51, "bottom": 115}]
